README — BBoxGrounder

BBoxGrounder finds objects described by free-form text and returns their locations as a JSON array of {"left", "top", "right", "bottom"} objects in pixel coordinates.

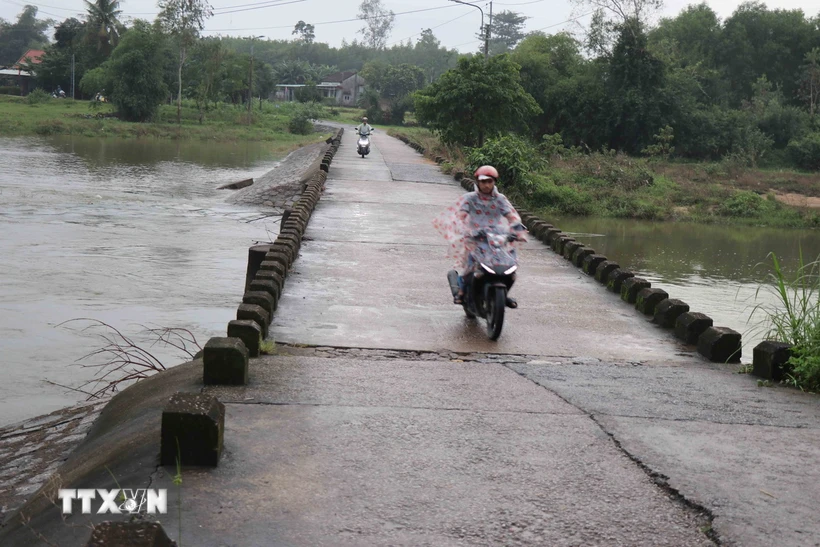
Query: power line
[
  {"left": 213, "top": 0, "right": 306, "bottom": 16},
  {"left": 387, "top": 10, "right": 473, "bottom": 47},
  {"left": 494, "top": 0, "right": 547, "bottom": 5},
  {"left": 449, "top": 10, "right": 595, "bottom": 49},
  {"left": 204, "top": 4, "right": 462, "bottom": 32},
  {"left": 532, "top": 10, "right": 594, "bottom": 31}
]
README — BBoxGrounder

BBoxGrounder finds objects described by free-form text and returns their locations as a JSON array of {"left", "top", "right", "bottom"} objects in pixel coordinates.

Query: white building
[{"left": 275, "top": 71, "right": 366, "bottom": 106}]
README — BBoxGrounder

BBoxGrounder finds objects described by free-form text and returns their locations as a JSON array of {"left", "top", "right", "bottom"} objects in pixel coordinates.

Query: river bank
[
  {"left": 390, "top": 128, "right": 820, "bottom": 229},
  {"left": 0, "top": 95, "right": 359, "bottom": 146}
]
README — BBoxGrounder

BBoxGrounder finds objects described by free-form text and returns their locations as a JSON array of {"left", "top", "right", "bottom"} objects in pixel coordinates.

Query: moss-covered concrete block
[
  {"left": 553, "top": 236, "right": 575, "bottom": 254},
  {"left": 752, "top": 341, "right": 792, "bottom": 381},
  {"left": 249, "top": 279, "right": 280, "bottom": 302},
  {"left": 635, "top": 288, "right": 669, "bottom": 315},
  {"left": 621, "top": 277, "right": 651, "bottom": 304},
  {"left": 563, "top": 240, "right": 583, "bottom": 260},
  {"left": 607, "top": 269, "right": 634, "bottom": 293},
  {"left": 228, "top": 320, "right": 262, "bottom": 356},
  {"left": 242, "top": 290, "right": 276, "bottom": 316},
  {"left": 698, "top": 326, "right": 742, "bottom": 363},
  {"left": 572, "top": 247, "right": 595, "bottom": 267},
  {"left": 203, "top": 337, "right": 249, "bottom": 386},
  {"left": 255, "top": 270, "right": 285, "bottom": 292},
  {"left": 653, "top": 298, "right": 689, "bottom": 328},
  {"left": 544, "top": 228, "right": 562, "bottom": 244},
  {"left": 259, "top": 259, "right": 287, "bottom": 279},
  {"left": 675, "top": 312, "right": 713, "bottom": 345},
  {"left": 582, "top": 254, "right": 607, "bottom": 276},
  {"left": 237, "top": 303, "right": 270, "bottom": 333},
  {"left": 595, "top": 261, "right": 620, "bottom": 284},
  {"left": 161, "top": 392, "right": 225, "bottom": 467},
  {"left": 86, "top": 521, "right": 174, "bottom": 547}
]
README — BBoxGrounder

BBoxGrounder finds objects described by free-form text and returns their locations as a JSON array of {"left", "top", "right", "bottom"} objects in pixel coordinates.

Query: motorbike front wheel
[{"left": 486, "top": 286, "right": 506, "bottom": 340}]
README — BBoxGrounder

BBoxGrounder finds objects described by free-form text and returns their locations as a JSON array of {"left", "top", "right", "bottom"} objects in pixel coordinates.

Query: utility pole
[
  {"left": 448, "top": 0, "right": 486, "bottom": 59},
  {"left": 70, "top": 54, "right": 75, "bottom": 100},
  {"left": 486, "top": 1, "right": 493, "bottom": 59},
  {"left": 247, "top": 35, "right": 264, "bottom": 124},
  {"left": 248, "top": 41, "right": 254, "bottom": 123}
]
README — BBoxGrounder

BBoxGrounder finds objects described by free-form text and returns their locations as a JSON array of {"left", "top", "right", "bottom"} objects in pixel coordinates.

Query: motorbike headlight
[
  {"left": 504, "top": 265, "right": 518, "bottom": 275},
  {"left": 481, "top": 263, "right": 494, "bottom": 273}
]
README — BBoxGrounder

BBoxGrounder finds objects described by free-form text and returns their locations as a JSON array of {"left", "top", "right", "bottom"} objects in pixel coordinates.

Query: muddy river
[{"left": 0, "top": 136, "right": 283, "bottom": 427}]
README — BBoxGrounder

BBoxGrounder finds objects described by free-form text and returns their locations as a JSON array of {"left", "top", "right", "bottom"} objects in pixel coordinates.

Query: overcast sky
[{"left": 1, "top": 0, "right": 816, "bottom": 53}]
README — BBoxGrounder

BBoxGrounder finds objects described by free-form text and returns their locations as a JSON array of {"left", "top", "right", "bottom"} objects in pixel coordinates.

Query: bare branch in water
[{"left": 55, "top": 319, "right": 201, "bottom": 400}]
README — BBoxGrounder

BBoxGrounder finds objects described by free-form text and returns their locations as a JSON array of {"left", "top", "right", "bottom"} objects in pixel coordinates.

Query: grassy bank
[
  {"left": 389, "top": 127, "right": 820, "bottom": 229},
  {"left": 0, "top": 95, "right": 363, "bottom": 146}
]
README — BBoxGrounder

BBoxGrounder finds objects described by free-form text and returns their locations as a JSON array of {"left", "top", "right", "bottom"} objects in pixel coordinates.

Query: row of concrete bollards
[
  {"left": 461, "top": 173, "right": 791, "bottom": 377},
  {"left": 84, "top": 129, "right": 345, "bottom": 546},
  {"left": 399, "top": 133, "right": 792, "bottom": 380}
]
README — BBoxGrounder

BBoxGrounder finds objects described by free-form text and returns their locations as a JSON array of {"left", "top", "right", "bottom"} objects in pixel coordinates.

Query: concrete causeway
[{"left": 1, "top": 129, "right": 818, "bottom": 546}]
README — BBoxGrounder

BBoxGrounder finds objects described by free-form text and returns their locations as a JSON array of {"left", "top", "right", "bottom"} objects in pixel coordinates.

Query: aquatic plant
[{"left": 751, "top": 251, "right": 820, "bottom": 391}]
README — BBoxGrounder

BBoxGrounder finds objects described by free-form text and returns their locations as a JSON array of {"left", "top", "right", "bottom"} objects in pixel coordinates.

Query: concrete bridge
[{"left": 1, "top": 129, "right": 818, "bottom": 546}]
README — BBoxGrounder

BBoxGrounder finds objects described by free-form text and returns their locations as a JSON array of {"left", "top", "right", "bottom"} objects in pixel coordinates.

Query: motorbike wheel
[
  {"left": 486, "top": 287, "right": 506, "bottom": 340},
  {"left": 463, "top": 302, "right": 476, "bottom": 319}
]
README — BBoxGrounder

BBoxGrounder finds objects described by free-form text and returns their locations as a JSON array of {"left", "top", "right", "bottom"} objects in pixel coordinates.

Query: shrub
[
  {"left": 717, "top": 191, "right": 767, "bottom": 217},
  {"left": 787, "top": 133, "right": 820, "bottom": 171},
  {"left": 574, "top": 149, "right": 654, "bottom": 190},
  {"left": 530, "top": 179, "right": 595, "bottom": 216},
  {"left": 466, "top": 134, "right": 541, "bottom": 190},
  {"left": 0, "top": 86, "right": 21, "bottom": 96},
  {"left": 287, "top": 102, "right": 326, "bottom": 134},
  {"left": 641, "top": 125, "right": 675, "bottom": 160},
  {"left": 26, "top": 89, "right": 50, "bottom": 105}
]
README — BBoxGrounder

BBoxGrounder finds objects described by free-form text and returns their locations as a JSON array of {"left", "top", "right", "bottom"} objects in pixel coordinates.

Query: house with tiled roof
[{"left": 0, "top": 49, "right": 46, "bottom": 95}]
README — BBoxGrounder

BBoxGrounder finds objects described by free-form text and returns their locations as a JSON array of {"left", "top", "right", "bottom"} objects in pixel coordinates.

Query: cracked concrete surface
[{"left": 1, "top": 129, "right": 817, "bottom": 546}]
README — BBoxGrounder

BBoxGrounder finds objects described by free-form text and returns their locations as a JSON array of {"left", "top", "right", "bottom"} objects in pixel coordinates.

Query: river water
[
  {"left": 0, "top": 136, "right": 283, "bottom": 427},
  {"left": 554, "top": 216, "right": 820, "bottom": 359}
]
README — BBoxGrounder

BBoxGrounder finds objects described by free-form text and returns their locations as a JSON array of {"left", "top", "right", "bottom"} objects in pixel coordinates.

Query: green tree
[
  {"left": 414, "top": 55, "right": 541, "bottom": 146},
  {"left": 512, "top": 32, "right": 584, "bottom": 138},
  {"left": 481, "top": 11, "right": 527, "bottom": 56},
  {"left": 414, "top": 29, "right": 456, "bottom": 83},
  {"left": 84, "top": 0, "right": 123, "bottom": 56},
  {"left": 0, "top": 5, "right": 52, "bottom": 66},
  {"left": 719, "top": 2, "right": 816, "bottom": 106},
  {"left": 607, "top": 19, "right": 668, "bottom": 152},
  {"left": 158, "top": 0, "right": 213, "bottom": 124},
  {"left": 106, "top": 21, "right": 169, "bottom": 121},
  {"left": 292, "top": 20, "right": 315, "bottom": 44},
  {"left": 798, "top": 48, "right": 820, "bottom": 118},
  {"left": 357, "top": 0, "right": 395, "bottom": 50}
]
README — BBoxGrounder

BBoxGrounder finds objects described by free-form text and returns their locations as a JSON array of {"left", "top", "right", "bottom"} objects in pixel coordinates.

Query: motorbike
[
  {"left": 356, "top": 133, "right": 371, "bottom": 158},
  {"left": 447, "top": 227, "right": 522, "bottom": 340}
]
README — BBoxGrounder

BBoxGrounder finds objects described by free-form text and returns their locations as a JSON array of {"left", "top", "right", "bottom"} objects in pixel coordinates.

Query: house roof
[
  {"left": 15, "top": 49, "right": 45, "bottom": 67},
  {"left": 322, "top": 71, "right": 357, "bottom": 83}
]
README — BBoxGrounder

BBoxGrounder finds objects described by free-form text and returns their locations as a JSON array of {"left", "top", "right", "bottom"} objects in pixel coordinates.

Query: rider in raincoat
[{"left": 433, "top": 165, "right": 526, "bottom": 306}]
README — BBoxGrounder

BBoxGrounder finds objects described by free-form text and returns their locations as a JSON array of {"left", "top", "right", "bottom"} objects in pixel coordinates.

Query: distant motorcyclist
[
  {"left": 433, "top": 165, "right": 527, "bottom": 306},
  {"left": 355, "top": 117, "right": 373, "bottom": 136}
]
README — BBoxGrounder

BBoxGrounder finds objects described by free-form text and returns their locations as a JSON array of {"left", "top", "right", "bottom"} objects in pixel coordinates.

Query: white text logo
[{"left": 57, "top": 489, "right": 167, "bottom": 515}]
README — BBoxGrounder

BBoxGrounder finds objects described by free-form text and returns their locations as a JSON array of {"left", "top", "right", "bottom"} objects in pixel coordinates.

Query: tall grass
[{"left": 751, "top": 251, "right": 820, "bottom": 391}]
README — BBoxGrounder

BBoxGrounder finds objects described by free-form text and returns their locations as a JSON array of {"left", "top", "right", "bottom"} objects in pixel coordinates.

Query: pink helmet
[{"left": 474, "top": 165, "right": 499, "bottom": 181}]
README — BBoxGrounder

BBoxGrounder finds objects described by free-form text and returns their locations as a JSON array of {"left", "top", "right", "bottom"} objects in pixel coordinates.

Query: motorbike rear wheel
[{"left": 486, "top": 287, "right": 506, "bottom": 340}]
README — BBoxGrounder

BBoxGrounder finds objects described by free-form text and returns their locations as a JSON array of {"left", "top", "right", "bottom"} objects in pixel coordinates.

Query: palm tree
[{"left": 85, "top": 0, "right": 123, "bottom": 55}]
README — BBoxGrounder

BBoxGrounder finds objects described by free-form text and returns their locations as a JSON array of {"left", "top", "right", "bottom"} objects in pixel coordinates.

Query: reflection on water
[
  {"left": 0, "top": 136, "right": 284, "bottom": 427},
  {"left": 554, "top": 216, "right": 820, "bottom": 357}
]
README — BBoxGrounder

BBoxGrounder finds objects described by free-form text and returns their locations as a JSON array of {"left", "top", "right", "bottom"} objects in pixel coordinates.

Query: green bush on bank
[{"left": 787, "top": 133, "right": 820, "bottom": 171}]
